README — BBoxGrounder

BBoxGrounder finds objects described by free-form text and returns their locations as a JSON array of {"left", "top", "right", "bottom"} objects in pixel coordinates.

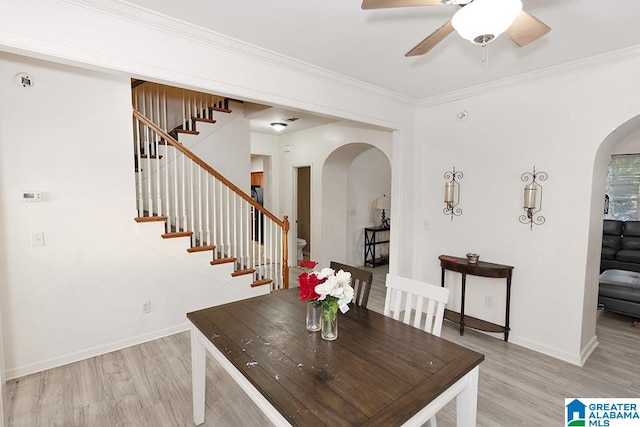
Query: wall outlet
[
  {"left": 484, "top": 296, "right": 493, "bottom": 308},
  {"left": 141, "top": 300, "right": 151, "bottom": 314}
]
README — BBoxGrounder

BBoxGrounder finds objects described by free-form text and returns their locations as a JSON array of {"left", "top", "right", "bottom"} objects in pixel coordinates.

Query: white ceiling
[{"left": 126, "top": 0, "right": 640, "bottom": 127}]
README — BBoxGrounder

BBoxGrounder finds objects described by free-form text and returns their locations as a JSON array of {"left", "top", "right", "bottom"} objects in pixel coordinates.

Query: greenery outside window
[{"left": 606, "top": 154, "right": 640, "bottom": 220}]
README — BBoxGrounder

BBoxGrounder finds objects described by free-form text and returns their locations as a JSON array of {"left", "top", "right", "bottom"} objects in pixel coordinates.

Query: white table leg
[
  {"left": 456, "top": 366, "right": 479, "bottom": 427},
  {"left": 191, "top": 326, "right": 206, "bottom": 426}
]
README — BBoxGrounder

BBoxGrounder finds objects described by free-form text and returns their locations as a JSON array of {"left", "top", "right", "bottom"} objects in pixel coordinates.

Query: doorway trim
[{"left": 292, "top": 163, "right": 312, "bottom": 265}]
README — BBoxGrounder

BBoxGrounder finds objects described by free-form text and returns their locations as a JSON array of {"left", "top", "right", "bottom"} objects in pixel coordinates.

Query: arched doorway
[
  {"left": 584, "top": 114, "right": 640, "bottom": 354},
  {"left": 318, "top": 143, "right": 391, "bottom": 267}
]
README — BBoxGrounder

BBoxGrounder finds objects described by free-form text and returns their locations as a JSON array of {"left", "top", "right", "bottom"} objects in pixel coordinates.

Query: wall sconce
[
  {"left": 519, "top": 166, "right": 548, "bottom": 230},
  {"left": 443, "top": 167, "right": 463, "bottom": 220},
  {"left": 376, "top": 195, "right": 391, "bottom": 227}
]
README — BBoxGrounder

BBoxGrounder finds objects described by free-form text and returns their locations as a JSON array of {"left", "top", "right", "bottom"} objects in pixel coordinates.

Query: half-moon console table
[{"left": 439, "top": 255, "right": 514, "bottom": 341}]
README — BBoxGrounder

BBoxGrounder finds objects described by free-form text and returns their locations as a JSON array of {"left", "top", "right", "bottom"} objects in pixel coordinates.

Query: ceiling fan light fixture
[
  {"left": 451, "top": 0, "right": 522, "bottom": 45},
  {"left": 270, "top": 122, "right": 288, "bottom": 131}
]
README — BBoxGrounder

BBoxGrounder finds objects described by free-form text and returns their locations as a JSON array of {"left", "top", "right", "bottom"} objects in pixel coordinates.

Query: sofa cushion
[
  {"left": 602, "top": 234, "right": 621, "bottom": 250},
  {"left": 616, "top": 249, "right": 640, "bottom": 263},
  {"left": 601, "top": 247, "right": 618, "bottom": 260},
  {"left": 621, "top": 236, "right": 640, "bottom": 250},
  {"left": 604, "top": 219, "right": 624, "bottom": 235},
  {"left": 599, "top": 269, "right": 640, "bottom": 304},
  {"left": 623, "top": 221, "right": 640, "bottom": 237}
]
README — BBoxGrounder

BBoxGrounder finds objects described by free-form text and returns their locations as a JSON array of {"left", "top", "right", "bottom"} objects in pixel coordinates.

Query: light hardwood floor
[{"left": 7, "top": 266, "right": 640, "bottom": 426}]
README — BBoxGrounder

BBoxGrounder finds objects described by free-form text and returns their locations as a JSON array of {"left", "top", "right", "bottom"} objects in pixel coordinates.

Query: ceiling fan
[{"left": 361, "top": 0, "right": 550, "bottom": 57}]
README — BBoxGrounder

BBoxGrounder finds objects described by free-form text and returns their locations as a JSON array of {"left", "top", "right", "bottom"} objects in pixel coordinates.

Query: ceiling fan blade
[
  {"left": 405, "top": 20, "right": 454, "bottom": 57},
  {"left": 505, "top": 11, "right": 551, "bottom": 47},
  {"left": 362, "top": 0, "right": 444, "bottom": 10}
]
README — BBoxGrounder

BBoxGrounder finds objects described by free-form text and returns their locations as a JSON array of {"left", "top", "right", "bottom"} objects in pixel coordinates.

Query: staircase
[{"left": 132, "top": 81, "right": 289, "bottom": 291}]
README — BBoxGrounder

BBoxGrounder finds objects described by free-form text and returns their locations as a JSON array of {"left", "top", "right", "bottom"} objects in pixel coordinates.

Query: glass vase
[
  {"left": 321, "top": 314, "right": 338, "bottom": 341},
  {"left": 306, "top": 301, "right": 322, "bottom": 332}
]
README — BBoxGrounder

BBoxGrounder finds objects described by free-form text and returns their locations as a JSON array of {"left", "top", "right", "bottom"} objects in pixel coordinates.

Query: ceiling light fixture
[
  {"left": 451, "top": 0, "right": 522, "bottom": 46},
  {"left": 270, "top": 122, "right": 288, "bottom": 131}
]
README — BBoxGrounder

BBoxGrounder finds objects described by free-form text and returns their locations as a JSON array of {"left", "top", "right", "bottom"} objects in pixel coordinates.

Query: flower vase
[
  {"left": 306, "top": 301, "right": 322, "bottom": 332},
  {"left": 321, "top": 314, "right": 338, "bottom": 341}
]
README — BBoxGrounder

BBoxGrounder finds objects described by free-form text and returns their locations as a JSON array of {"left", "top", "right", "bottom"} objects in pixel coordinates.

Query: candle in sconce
[
  {"left": 524, "top": 184, "right": 537, "bottom": 209},
  {"left": 444, "top": 182, "right": 455, "bottom": 203}
]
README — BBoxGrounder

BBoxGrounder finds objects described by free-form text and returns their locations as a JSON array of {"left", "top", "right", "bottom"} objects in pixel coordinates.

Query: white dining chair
[
  {"left": 384, "top": 274, "right": 451, "bottom": 427},
  {"left": 384, "top": 273, "right": 450, "bottom": 337}
]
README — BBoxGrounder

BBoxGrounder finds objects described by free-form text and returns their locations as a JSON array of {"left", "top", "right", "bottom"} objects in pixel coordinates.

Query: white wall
[
  {"left": 0, "top": 53, "right": 262, "bottom": 378},
  {"left": 413, "top": 57, "right": 640, "bottom": 364},
  {"left": 612, "top": 129, "right": 640, "bottom": 154}
]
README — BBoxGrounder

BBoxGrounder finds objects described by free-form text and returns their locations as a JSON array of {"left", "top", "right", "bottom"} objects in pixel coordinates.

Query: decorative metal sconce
[
  {"left": 519, "top": 166, "right": 548, "bottom": 230},
  {"left": 443, "top": 167, "right": 463, "bottom": 220}
]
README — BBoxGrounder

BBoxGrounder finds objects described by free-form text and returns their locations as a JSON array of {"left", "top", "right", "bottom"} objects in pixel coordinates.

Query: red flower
[
  {"left": 298, "top": 272, "right": 323, "bottom": 301},
  {"left": 299, "top": 260, "right": 318, "bottom": 270}
]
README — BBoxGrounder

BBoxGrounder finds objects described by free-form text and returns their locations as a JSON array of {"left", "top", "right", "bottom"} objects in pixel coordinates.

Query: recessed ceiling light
[{"left": 271, "top": 122, "right": 288, "bottom": 131}]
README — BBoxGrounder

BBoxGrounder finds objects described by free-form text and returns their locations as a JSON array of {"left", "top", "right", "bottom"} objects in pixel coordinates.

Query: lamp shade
[
  {"left": 451, "top": 0, "right": 522, "bottom": 44},
  {"left": 376, "top": 196, "right": 391, "bottom": 210}
]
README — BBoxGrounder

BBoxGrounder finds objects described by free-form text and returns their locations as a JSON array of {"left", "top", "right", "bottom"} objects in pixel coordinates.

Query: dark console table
[
  {"left": 439, "top": 255, "right": 514, "bottom": 341},
  {"left": 364, "top": 226, "right": 390, "bottom": 267}
]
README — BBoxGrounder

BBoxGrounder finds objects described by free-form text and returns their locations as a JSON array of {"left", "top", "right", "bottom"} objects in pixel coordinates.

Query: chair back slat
[
  {"left": 384, "top": 273, "right": 450, "bottom": 337},
  {"left": 329, "top": 261, "right": 373, "bottom": 308}
]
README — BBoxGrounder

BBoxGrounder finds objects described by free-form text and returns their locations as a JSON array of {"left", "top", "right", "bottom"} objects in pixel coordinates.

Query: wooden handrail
[{"left": 134, "top": 109, "right": 285, "bottom": 228}]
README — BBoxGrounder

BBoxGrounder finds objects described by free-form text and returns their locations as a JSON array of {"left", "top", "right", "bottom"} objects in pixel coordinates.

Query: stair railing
[
  {"left": 132, "top": 81, "right": 226, "bottom": 134},
  {"left": 133, "top": 109, "right": 289, "bottom": 290}
]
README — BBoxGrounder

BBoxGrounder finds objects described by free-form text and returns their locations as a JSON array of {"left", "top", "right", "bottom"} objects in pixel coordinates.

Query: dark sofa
[
  {"left": 599, "top": 219, "right": 640, "bottom": 318},
  {"left": 600, "top": 220, "right": 640, "bottom": 273}
]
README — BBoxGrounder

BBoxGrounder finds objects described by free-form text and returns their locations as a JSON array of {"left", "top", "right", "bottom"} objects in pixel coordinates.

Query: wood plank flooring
[{"left": 6, "top": 265, "right": 640, "bottom": 426}]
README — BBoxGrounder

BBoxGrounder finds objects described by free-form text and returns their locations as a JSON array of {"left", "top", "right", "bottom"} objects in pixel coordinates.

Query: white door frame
[{"left": 292, "top": 164, "right": 312, "bottom": 265}]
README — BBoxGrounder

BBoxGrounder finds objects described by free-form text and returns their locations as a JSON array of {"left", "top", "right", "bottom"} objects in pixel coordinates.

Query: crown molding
[
  {"left": 61, "top": 0, "right": 416, "bottom": 109},
  {"left": 417, "top": 44, "right": 640, "bottom": 108}
]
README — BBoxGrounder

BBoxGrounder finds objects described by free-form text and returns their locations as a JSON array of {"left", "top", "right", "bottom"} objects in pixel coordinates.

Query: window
[{"left": 606, "top": 154, "right": 640, "bottom": 220}]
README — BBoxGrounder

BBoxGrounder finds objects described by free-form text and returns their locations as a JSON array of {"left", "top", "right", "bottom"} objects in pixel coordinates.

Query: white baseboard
[
  {"left": 509, "top": 334, "right": 583, "bottom": 366},
  {"left": 6, "top": 323, "right": 190, "bottom": 380},
  {"left": 579, "top": 335, "right": 599, "bottom": 366}
]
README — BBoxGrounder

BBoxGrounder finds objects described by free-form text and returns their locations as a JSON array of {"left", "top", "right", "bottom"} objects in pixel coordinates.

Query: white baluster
[
  {"left": 181, "top": 154, "right": 187, "bottom": 232},
  {"left": 145, "top": 128, "right": 153, "bottom": 216},
  {"left": 182, "top": 89, "right": 186, "bottom": 133},
  {"left": 205, "top": 175, "right": 210, "bottom": 246},
  {"left": 197, "top": 167, "right": 203, "bottom": 246},
  {"left": 155, "top": 134, "right": 162, "bottom": 216},
  {"left": 135, "top": 118, "right": 143, "bottom": 217}
]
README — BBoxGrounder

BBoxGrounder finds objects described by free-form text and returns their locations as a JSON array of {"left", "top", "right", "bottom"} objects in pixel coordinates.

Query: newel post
[{"left": 282, "top": 216, "right": 289, "bottom": 289}]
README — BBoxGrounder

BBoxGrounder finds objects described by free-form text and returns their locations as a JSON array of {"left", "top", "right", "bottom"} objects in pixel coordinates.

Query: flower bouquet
[{"left": 298, "top": 260, "right": 354, "bottom": 340}]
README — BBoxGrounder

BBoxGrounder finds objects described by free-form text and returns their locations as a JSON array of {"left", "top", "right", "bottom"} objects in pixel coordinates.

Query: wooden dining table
[{"left": 187, "top": 288, "right": 484, "bottom": 426}]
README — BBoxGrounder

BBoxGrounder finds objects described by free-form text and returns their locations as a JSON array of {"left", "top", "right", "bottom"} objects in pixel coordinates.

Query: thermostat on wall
[{"left": 21, "top": 191, "right": 42, "bottom": 202}]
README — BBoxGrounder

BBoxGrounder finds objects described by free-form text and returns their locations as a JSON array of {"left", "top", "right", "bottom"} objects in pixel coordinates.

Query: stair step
[
  {"left": 139, "top": 154, "right": 163, "bottom": 159},
  {"left": 174, "top": 129, "right": 199, "bottom": 135},
  {"left": 161, "top": 231, "right": 193, "bottom": 239},
  {"left": 187, "top": 245, "right": 215, "bottom": 253},
  {"left": 209, "top": 106, "right": 232, "bottom": 114},
  {"left": 251, "top": 278, "right": 273, "bottom": 288},
  {"left": 210, "top": 257, "right": 236, "bottom": 266},
  {"left": 232, "top": 268, "right": 255, "bottom": 277},
  {"left": 193, "top": 117, "right": 216, "bottom": 124},
  {"left": 135, "top": 216, "right": 167, "bottom": 223}
]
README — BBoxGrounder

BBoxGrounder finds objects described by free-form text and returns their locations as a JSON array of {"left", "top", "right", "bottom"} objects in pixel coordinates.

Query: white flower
[
  {"left": 317, "top": 267, "right": 335, "bottom": 279},
  {"left": 314, "top": 269, "right": 354, "bottom": 307}
]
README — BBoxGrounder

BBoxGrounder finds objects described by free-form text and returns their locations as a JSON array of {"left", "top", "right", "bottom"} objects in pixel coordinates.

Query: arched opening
[
  {"left": 318, "top": 143, "right": 391, "bottom": 268},
  {"left": 584, "top": 114, "right": 640, "bottom": 356}
]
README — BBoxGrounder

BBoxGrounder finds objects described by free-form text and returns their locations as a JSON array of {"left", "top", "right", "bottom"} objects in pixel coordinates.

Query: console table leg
[
  {"left": 459, "top": 274, "right": 466, "bottom": 336},
  {"left": 504, "top": 276, "right": 512, "bottom": 342}
]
